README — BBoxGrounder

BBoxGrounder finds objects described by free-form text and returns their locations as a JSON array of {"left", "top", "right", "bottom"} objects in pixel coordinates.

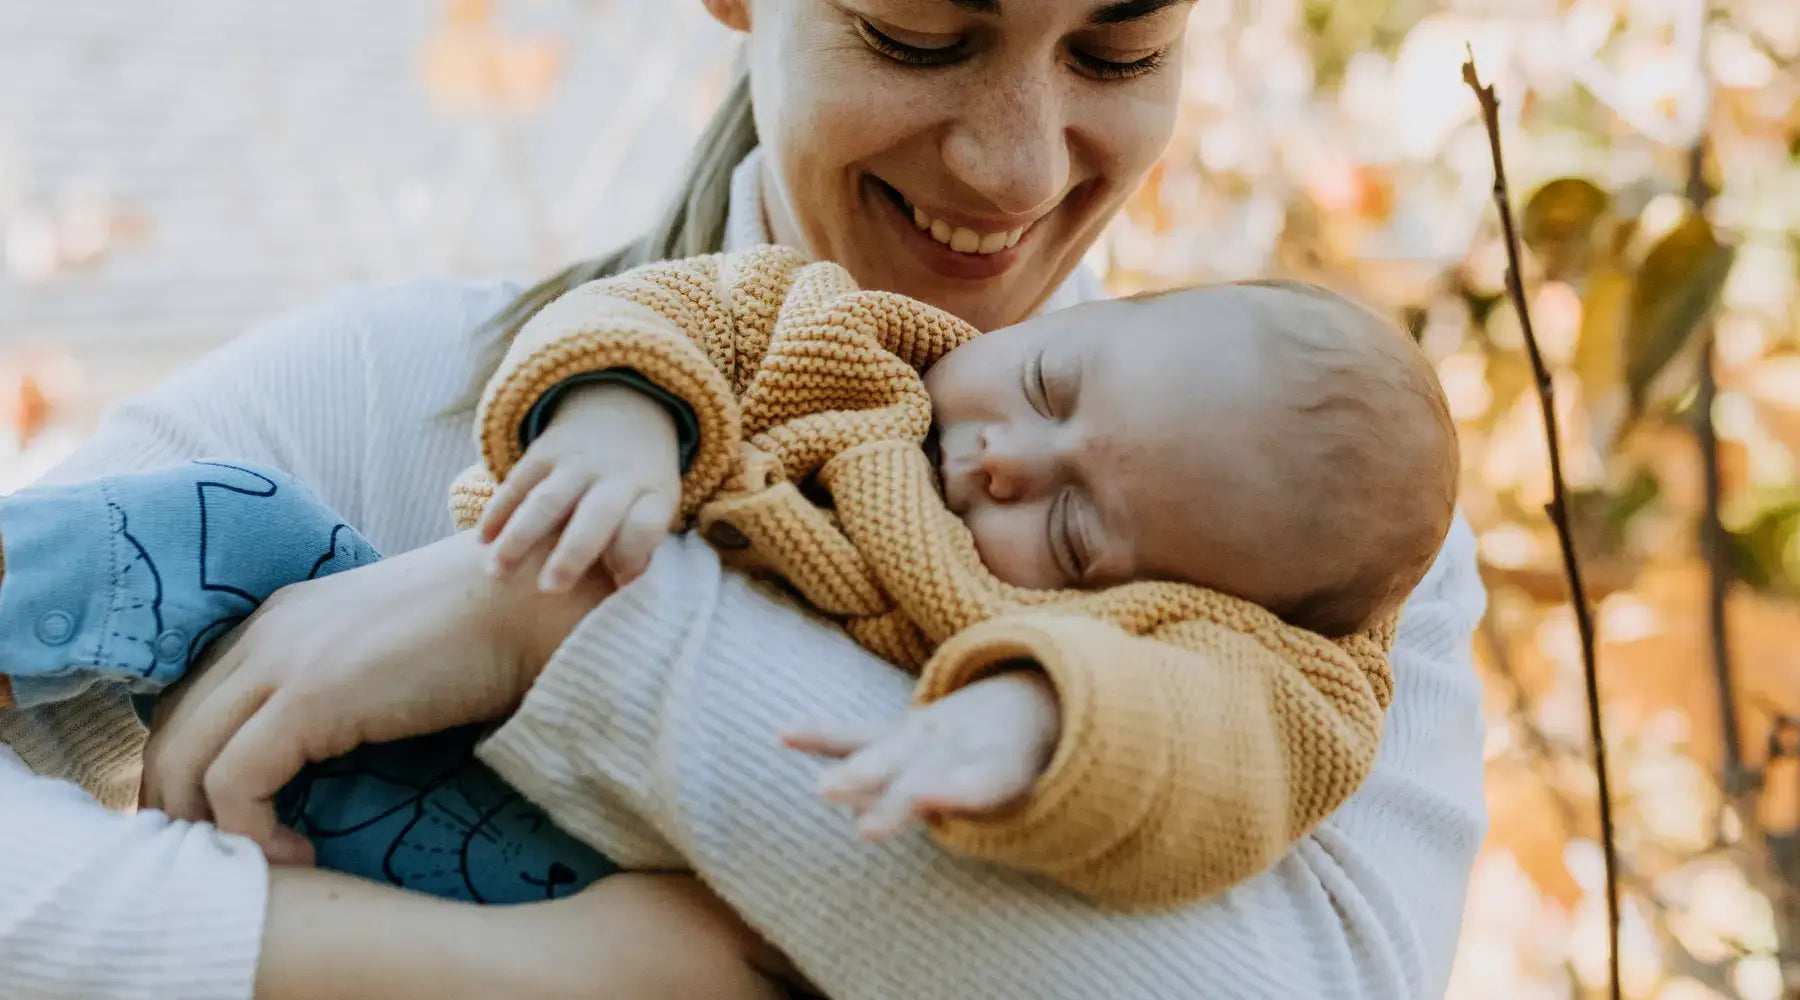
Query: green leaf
[
  {"left": 1624, "top": 214, "right": 1736, "bottom": 419},
  {"left": 1522, "top": 178, "right": 1611, "bottom": 280},
  {"left": 1731, "top": 500, "right": 1800, "bottom": 598}
]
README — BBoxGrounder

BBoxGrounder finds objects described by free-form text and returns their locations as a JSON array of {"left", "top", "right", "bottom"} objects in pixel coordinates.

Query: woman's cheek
[{"left": 965, "top": 505, "right": 1060, "bottom": 590}]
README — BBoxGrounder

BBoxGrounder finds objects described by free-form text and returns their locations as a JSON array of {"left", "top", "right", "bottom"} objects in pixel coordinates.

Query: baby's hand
[
  {"left": 480, "top": 384, "right": 682, "bottom": 593},
  {"left": 782, "top": 670, "right": 1061, "bottom": 842}
]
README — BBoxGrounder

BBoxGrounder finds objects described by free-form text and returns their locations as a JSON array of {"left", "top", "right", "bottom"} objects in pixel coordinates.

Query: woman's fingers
[
  {"left": 479, "top": 458, "right": 551, "bottom": 543},
  {"left": 143, "top": 676, "right": 272, "bottom": 822},
  {"left": 488, "top": 470, "right": 588, "bottom": 576},
  {"left": 203, "top": 691, "right": 345, "bottom": 859}
]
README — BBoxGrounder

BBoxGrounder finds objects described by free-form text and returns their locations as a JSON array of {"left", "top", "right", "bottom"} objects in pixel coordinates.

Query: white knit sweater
[{"left": 0, "top": 154, "right": 1488, "bottom": 1000}]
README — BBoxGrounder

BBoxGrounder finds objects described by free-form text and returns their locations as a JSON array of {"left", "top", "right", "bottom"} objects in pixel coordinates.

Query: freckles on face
[{"left": 746, "top": 0, "right": 1192, "bottom": 332}]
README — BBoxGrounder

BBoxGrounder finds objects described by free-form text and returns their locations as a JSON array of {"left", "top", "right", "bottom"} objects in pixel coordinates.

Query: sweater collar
[{"left": 723, "top": 148, "right": 1105, "bottom": 316}]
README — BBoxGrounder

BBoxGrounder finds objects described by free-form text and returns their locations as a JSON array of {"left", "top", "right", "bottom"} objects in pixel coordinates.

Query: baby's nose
[{"left": 978, "top": 428, "right": 1049, "bottom": 503}]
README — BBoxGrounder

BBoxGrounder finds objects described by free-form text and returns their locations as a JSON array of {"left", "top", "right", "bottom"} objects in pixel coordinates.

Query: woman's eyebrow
[{"left": 1089, "top": 0, "right": 1193, "bottom": 25}]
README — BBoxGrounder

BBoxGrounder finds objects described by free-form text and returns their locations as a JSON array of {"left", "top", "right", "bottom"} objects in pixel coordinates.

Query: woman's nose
[{"left": 942, "top": 73, "right": 1071, "bottom": 217}]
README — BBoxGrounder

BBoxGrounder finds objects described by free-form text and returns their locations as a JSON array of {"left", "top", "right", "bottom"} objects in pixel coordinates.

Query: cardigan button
[
  {"left": 35, "top": 611, "right": 75, "bottom": 646},
  {"left": 704, "top": 520, "right": 751, "bottom": 551}
]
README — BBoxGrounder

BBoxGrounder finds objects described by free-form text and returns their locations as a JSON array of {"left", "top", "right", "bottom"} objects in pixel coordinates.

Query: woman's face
[{"left": 706, "top": 0, "right": 1191, "bottom": 332}]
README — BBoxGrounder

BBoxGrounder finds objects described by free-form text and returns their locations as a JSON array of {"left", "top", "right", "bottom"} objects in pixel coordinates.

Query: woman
[{"left": 0, "top": 1, "right": 1488, "bottom": 997}]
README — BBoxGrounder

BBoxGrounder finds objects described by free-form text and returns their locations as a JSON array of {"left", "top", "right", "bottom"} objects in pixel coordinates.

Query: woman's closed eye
[
  {"left": 852, "top": 14, "right": 1174, "bottom": 82},
  {"left": 854, "top": 18, "right": 965, "bottom": 67}
]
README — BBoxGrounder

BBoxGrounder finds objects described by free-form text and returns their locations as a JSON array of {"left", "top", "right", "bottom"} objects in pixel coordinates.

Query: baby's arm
[
  {"left": 452, "top": 253, "right": 779, "bottom": 590},
  {"left": 794, "top": 606, "right": 1394, "bottom": 911},
  {"left": 0, "top": 461, "right": 378, "bottom": 710},
  {"left": 784, "top": 670, "right": 1061, "bottom": 842}
]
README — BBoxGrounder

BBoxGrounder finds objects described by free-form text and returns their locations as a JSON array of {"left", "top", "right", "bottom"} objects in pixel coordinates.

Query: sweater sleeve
[
  {"left": 0, "top": 747, "right": 268, "bottom": 1000},
  {"left": 468, "top": 257, "right": 750, "bottom": 521},
  {"left": 910, "top": 608, "right": 1391, "bottom": 910},
  {"left": 479, "top": 515, "right": 1488, "bottom": 1000},
  {"left": 0, "top": 278, "right": 509, "bottom": 1000}
]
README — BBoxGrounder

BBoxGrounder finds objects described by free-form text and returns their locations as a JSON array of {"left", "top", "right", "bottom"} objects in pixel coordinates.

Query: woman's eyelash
[
  {"left": 1075, "top": 49, "right": 1168, "bottom": 81},
  {"left": 857, "top": 18, "right": 1168, "bottom": 81},
  {"left": 856, "top": 19, "right": 963, "bottom": 67}
]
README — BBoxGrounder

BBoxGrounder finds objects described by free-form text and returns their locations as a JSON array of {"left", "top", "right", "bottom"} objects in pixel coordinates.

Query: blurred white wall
[{"left": 0, "top": 0, "right": 736, "bottom": 358}]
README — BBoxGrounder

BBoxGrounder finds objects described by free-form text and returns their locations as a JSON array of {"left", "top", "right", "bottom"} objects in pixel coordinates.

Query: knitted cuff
[
  {"left": 476, "top": 284, "right": 742, "bottom": 520},
  {"left": 914, "top": 614, "right": 1179, "bottom": 908}
]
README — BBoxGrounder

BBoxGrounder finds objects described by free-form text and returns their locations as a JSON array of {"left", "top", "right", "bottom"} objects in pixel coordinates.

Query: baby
[
  {"left": 0, "top": 246, "right": 1454, "bottom": 913},
  {"left": 454, "top": 245, "right": 1457, "bottom": 906}
]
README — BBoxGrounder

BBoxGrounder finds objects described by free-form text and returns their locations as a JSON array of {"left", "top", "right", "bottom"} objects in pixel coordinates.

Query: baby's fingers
[
  {"left": 855, "top": 766, "right": 941, "bottom": 842},
  {"left": 488, "top": 469, "right": 589, "bottom": 576},
  {"left": 780, "top": 720, "right": 888, "bottom": 759},
  {"left": 480, "top": 459, "right": 551, "bottom": 543},
  {"left": 912, "top": 761, "right": 1028, "bottom": 816},
  {"left": 817, "top": 733, "right": 915, "bottom": 807},
  {"left": 540, "top": 485, "right": 636, "bottom": 593},
  {"left": 602, "top": 490, "right": 679, "bottom": 588}
]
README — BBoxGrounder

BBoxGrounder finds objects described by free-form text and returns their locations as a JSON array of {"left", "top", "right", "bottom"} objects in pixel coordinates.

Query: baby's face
[{"left": 923, "top": 288, "right": 1268, "bottom": 592}]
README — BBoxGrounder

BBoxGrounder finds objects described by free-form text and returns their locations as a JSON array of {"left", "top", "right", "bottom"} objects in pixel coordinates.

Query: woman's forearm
[
  {"left": 0, "top": 747, "right": 267, "bottom": 1000},
  {"left": 261, "top": 868, "right": 787, "bottom": 1000},
  {"left": 482, "top": 524, "right": 1488, "bottom": 1000}
]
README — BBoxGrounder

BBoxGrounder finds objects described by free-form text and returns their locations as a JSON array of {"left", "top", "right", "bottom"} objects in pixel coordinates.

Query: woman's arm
[
  {"left": 480, "top": 518, "right": 1487, "bottom": 1000},
  {"left": 260, "top": 868, "right": 787, "bottom": 1000},
  {"left": 0, "top": 746, "right": 267, "bottom": 1000},
  {"left": 0, "top": 747, "right": 772, "bottom": 1000},
  {"left": 0, "top": 279, "right": 515, "bottom": 999}
]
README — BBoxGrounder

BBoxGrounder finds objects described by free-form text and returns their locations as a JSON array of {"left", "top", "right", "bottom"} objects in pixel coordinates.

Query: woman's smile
[{"left": 865, "top": 174, "right": 1044, "bottom": 282}]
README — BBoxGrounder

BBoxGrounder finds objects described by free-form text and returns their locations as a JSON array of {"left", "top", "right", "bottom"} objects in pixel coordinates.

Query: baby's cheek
[{"left": 964, "top": 505, "right": 1061, "bottom": 590}]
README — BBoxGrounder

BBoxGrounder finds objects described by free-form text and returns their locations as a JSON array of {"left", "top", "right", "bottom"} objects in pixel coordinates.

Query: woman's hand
[{"left": 142, "top": 530, "right": 611, "bottom": 863}]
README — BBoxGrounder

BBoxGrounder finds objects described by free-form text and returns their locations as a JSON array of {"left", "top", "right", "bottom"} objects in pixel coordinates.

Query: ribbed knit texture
[
  {"left": 452, "top": 246, "right": 1398, "bottom": 909},
  {"left": 0, "top": 277, "right": 512, "bottom": 1000},
  {"left": 0, "top": 147, "right": 1486, "bottom": 1000}
]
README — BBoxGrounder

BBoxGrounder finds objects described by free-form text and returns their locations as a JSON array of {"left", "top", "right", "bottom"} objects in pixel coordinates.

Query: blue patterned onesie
[{"left": 0, "top": 461, "right": 617, "bottom": 903}]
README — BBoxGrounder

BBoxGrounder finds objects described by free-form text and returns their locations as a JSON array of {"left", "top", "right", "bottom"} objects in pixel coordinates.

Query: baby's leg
[
  {"left": 0, "top": 460, "right": 619, "bottom": 903},
  {"left": 0, "top": 461, "right": 378, "bottom": 707},
  {"left": 276, "top": 723, "right": 620, "bottom": 904}
]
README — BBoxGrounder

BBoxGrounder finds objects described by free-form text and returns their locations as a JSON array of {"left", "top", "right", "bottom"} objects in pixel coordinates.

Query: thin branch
[
  {"left": 1462, "top": 53, "right": 1620, "bottom": 1000},
  {"left": 1686, "top": 138, "right": 1747, "bottom": 794}
]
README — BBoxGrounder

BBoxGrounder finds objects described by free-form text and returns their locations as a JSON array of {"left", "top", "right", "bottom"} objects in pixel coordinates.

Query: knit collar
[{"left": 723, "top": 147, "right": 1106, "bottom": 316}]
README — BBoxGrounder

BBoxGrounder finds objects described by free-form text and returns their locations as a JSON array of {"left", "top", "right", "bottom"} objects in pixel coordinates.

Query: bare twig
[
  {"left": 1462, "top": 53, "right": 1620, "bottom": 1000},
  {"left": 1685, "top": 138, "right": 1748, "bottom": 796}
]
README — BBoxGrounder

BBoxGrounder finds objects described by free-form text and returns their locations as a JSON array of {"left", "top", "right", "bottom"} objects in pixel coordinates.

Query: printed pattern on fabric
[{"left": 0, "top": 461, "right": 615, "bottom": 903}]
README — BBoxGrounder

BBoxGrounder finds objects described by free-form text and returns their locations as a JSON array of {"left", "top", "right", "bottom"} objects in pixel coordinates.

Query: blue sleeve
[
  {"left": 520, "top": 369, "right": 702, "bottom": 473},
  {"left": 0, "top": 461, "right": 380, "bottom": 707}
]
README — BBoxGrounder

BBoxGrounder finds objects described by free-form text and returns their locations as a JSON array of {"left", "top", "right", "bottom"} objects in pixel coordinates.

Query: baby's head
[{"left": 922, "top": 280, "right": 1457, "bottom": 636}]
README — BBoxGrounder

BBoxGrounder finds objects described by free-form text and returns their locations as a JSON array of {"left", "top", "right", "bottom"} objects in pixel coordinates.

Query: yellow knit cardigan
[{"left": 450, "top": 246, "right": 1395, "bottom": 910}]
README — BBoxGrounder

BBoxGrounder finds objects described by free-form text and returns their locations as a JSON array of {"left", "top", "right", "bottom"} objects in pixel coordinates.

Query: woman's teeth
[{"left": 908, "top": 204, "right": 1025, "bottom": 256}]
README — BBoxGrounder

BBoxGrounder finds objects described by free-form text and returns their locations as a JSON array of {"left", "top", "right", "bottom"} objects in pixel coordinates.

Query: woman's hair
[{"left": 458, "top": 68, "right": 758, "bottom": 407}]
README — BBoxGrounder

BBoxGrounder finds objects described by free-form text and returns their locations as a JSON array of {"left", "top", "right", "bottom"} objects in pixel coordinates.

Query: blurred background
[{"left": 2, "top": 0, "right": 1798, "bottom": 996}]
